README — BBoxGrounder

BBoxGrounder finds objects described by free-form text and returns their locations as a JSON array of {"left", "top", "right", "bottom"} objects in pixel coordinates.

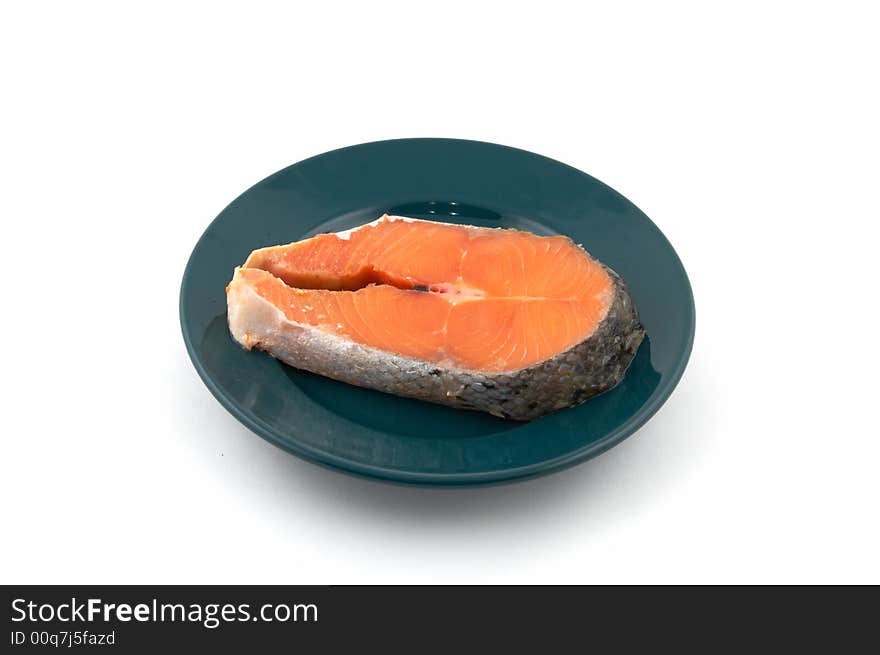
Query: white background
[{"left": 2, "top": 2, "right": 878, "bottom": 584}]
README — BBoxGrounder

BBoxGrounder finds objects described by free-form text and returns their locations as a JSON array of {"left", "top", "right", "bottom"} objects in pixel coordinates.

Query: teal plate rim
[{"left": 180, "top": 138, "right": 695, "bottom": 486}]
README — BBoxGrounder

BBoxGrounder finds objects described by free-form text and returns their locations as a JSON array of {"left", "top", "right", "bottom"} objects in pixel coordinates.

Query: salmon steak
[{"left": 226, "top": 215, "right": 645, "bottom": 420}]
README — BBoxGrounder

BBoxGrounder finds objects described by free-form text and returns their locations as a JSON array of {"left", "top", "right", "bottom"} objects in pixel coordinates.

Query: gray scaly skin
[{"left": 227, "top": 264, "right": 645, "bottom": 421}]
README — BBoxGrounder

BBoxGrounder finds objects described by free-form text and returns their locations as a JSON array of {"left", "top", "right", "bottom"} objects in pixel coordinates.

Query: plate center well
[{"left": 285, "top": 202, "right": 561, "bottom": 438}]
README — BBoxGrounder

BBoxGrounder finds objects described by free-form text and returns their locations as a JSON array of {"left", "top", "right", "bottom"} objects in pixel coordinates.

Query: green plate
[{"left": 180, "top": 138, "right": 695, "bottom": 485}]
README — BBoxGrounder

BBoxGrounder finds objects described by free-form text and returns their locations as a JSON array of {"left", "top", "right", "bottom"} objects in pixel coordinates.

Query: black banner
[{"left": 2, "top": 586, "right": 876, "bottom": 651}]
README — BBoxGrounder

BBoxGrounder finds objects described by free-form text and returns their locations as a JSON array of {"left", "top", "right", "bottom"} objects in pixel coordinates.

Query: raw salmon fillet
[{"left": 227, "top": 215, "right": 644, "bottom": 420}]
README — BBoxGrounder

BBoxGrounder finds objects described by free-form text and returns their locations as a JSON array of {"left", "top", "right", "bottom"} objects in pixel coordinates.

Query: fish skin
[{"left": 226, "top": 261, "right": 645, "bottom": 421}]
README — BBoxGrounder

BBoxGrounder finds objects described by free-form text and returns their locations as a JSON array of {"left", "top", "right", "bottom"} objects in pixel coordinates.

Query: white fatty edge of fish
[{"left": 226, "top": 267, "right": 645, "bottom": 421}]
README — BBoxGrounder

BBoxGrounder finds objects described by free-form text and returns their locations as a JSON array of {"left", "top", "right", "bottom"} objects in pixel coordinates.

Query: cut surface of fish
[{"left": 227, "top": 215, "right": 645, "bottom": 420}]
